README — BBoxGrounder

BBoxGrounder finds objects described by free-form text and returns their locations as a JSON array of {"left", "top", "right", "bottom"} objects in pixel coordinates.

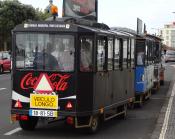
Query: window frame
[
  {"left": 107, "top": 38, "right": 114, "bottom": 71},
  {"left": 114, "top": 38, "right": 120, "bottom": 70},
  {"left": 127, "top": 38, "right": 131, "bottom": 68},
  {"left": 131, "top": 38, "right": 135, "bottom": 68},
  {"left": 123, "top": 39, "right": 128, "bottom": 69},
  {"left": 97, "top": 36, "right": 107, "bottom": 72},
  {"left": 119, "top": 38, "right": 123, "bottom": 70}
]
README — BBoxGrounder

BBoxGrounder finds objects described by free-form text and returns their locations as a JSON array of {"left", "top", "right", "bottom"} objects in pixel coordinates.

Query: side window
[
  {"left": 108, "top": 39, "right": 113, "bottom": 70},
  {"left": 151, "top": 42, "right": 154, "bottom": 64},
  {"left": 145, "top": 44, "right": 148, "bottom": 66},
  {"left": 153, "top": 43, "right": 157, "bottom": 63},
  {"left": 114, "top": 38, "right": 120, "bottom": 69},
  {"left": 131, "top": 39, "right": 135, "bottom": 67},
  {"left": 155, "top": 42, "right": 161, "bottom": 63},
  {"left": 127, "top": 39, "right": 131, "bottom": 68},
  {"left": 136, "top": 40, "right": 145, "bottom": 66},
  {"left": 123, "top": 39, "right": 127, "bottom": 68},
  {"left": 97, "top": 39, "right": 106, "bottom": 71},
  {"left": 149, "top": 42, "right": 152, "bottom": 64},
  {"left": 119, "top": 39, "right": 123, "bottom": 69},
  {"left": 80, "top": 38, "right": 93, "bottom": 72},
  {"left": 147, "top": 40, "right": 152, "bottom": 65}
]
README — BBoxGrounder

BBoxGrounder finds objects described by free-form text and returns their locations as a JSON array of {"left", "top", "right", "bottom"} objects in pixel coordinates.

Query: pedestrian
[
  {"left": 33, "top": 42, "right": 62, "bottom": 70},
  {"left": 80, "top": 40, "right": 92, "bottom": 71}
]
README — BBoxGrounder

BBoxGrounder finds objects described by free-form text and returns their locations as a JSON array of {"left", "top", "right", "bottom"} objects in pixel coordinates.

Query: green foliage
[
  {"left": 35, "top": 8, "right": 51, "bottom": 21},
  {"left": 0, "top": 0, "right": 35, "bottom": 32},
  {"left": 0, "top": 0, "right": 49, "bottom": 51}
]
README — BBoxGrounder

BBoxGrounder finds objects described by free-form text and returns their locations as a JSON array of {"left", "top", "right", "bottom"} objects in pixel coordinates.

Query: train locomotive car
[
  {"left": 135, "top": 34, "right": 156, "bottom": 106},
  {"left": 11, "top": 17, "right": 135, "bottom": 132},
  {"left": 147, "top": 34, "right": 162, "bottom": 91}
]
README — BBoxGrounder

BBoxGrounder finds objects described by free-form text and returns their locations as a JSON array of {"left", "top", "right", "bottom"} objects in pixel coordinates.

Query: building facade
[{"left": 161, "top": 22, "right": 175, "bottom": 48}]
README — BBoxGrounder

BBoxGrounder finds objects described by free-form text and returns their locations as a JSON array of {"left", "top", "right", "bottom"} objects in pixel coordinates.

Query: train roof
[
  {"left": 13, "top": 17, "right": 108, "bottom": 33},
  {"left": 110, "top": 27, "right": 162, "bottom": 43},
  {"left": 145, "top": 34, "right": 162, "bottom": 42},
  {"left": 111, "top": 27, "right": 138, "bottom": 37},
  {"left": 12, "top": 17, "right": 132, "bottom": 38}
]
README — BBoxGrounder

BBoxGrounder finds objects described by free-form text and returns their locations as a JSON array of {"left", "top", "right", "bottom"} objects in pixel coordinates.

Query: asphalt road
[{"left": 0, "top": 63, "right": 174, "bottom": 139}]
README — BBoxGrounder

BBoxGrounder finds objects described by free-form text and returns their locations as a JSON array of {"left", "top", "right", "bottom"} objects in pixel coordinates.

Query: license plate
[
  {"left": 29, "top": 109, "right": 58, "bottom": 118},
  {"left": 30, "top": 94, "right": 58, "bottom": 110}
]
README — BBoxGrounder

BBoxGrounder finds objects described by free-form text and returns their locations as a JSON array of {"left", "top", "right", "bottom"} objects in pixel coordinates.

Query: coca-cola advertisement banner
[
  {"left": 63, "top": 0, "right": 98, "bottom": 21},
  {"left": 13, "top": 71, "right": 75, "bottom": 99},
  {"left": 20, "top": 73, "right": 70, "bottom": 92}
]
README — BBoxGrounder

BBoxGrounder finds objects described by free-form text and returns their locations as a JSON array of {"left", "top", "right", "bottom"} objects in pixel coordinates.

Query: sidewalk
[{"left": 151, "top": 80, "right": 175, "bottom": 139}]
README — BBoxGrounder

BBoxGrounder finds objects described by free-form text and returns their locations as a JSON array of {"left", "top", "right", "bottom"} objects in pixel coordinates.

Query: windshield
[
  {"left": 15, "top": 33, "right": 75, "bottom": 72},
  {"left": 166, "top": 50, "right": 175, "bottom": 55}
]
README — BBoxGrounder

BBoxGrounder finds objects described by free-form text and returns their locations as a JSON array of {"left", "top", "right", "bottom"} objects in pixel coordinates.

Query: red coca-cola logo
[{"left": 20, "top": 73, "right": 71, "bottom": 91}]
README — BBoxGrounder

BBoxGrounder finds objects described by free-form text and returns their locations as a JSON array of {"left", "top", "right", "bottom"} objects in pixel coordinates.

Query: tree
[
  {"left": 35, "top": 8, "right": 50, "bottom": 21},
  {"left": 0, "top": 0, "right": 49, "bottom": 51}
]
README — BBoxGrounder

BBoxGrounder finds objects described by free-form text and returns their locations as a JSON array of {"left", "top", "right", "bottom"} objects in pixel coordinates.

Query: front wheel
[{"left": 19, "top": 116, "right": 38, "bottom": 131}]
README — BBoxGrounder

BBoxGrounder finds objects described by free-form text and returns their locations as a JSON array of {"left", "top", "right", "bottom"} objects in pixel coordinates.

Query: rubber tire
[
  {"left": 87, "top": 116, "right": 99, "bottom": 134},
  {"left": 19, "top": 117, "right": 38, "bottom": 131}
]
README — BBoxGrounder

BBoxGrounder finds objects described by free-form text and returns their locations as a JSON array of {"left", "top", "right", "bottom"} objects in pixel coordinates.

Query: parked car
[
  {"left": 165, "top": 50, "right": 175, "bottom": 63},
  {"left": 0, "top": 51, "right": 11, "bottom": 73}
]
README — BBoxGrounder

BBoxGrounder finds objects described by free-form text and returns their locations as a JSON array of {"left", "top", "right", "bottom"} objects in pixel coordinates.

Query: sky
[{"left": 18, "top": 0, "right": 175, "bottom": 34}]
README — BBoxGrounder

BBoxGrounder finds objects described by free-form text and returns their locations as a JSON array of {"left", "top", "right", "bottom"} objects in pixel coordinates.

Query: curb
[{"left": 151, "top": 80, "right": 175, "bottom": 139}]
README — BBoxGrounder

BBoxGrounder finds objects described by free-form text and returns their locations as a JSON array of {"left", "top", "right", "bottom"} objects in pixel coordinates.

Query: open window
[
  {"left": 108, "top": 38, "right": 113, "bottom": 70},
  {"left": 80, "top": 37, "right": 93, "bottom": 72},
  {"left": 114, "top": 38, "right": 120, "bottom": 70},
  {"left": 123, "top": 39, "right": 128, "bottom": 68},
  {"left": 127, "top": 39, "right": 131, "bottom": 68},
  {"left": 97, "top": 38, "right": 106, "bottom": 71},
  {"left": 136, "top": 40, "right": 145, "bottom": 66},
  {"left": 146, "top": 40, "right": 153, "bottom": 65},
  {"left": 131, "top": 39, "right": 135, "bottom": 67}
]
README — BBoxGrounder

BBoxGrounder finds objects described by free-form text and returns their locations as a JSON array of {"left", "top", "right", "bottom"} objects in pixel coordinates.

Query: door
[
  {"left": 77, "top": 36, "right": 94, "bottom": 112},
  {"left": 94, "top": 37, "right": 107, "bottom": 110},
  {"left": 105, "top": 38, "right": 114, "bottom": 106}
]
